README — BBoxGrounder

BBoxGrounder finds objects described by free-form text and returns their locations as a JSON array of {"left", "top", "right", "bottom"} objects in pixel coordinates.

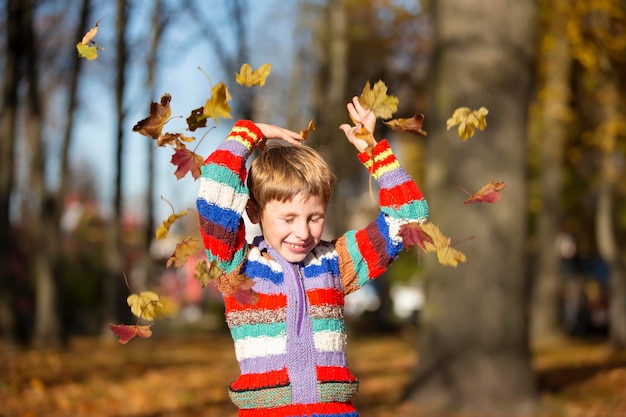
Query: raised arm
[{"left": 336, "top": 98, "right": 429, "bottom": 294}]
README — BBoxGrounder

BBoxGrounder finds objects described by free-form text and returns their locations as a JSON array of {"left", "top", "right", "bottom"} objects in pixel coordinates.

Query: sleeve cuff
[{"left": 357, "top": 140, "right": 400, "bottom": 179}]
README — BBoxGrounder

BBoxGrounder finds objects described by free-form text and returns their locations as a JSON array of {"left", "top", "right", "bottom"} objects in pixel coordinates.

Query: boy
[{"left": 196, "top": 97, "right": 429, "bottom": 417}]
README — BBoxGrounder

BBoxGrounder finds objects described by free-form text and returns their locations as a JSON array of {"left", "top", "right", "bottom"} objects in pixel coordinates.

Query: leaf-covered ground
[{"left": 1, "top": 330, "right": 626, "bottom": 417}]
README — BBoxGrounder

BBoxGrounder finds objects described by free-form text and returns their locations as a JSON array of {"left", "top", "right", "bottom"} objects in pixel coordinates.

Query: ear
[{"left": 246, "top": 200, "right": 261, "bottom": 224}]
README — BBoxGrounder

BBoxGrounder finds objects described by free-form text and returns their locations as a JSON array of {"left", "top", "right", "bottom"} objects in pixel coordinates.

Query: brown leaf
[
  {"left": 133, "top": 93, "right": 172, "bottom": 140},
  {"left": 399, "top": 222, "right": 434, "bottom": 251},
  {"left": 384, "top": 114, "right": 428, "bottom": 136},
  {"left": 299, "top": 120, "right": 315, "bottom": 140},
  {"left": 110, "top": 323, "right": 152, "bottom": 344},
  {"left": 167, "top": 236, "right": 203, "bottom": 268}
]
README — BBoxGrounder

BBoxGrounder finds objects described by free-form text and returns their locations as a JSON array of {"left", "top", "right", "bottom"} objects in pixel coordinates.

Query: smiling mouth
[{"left": 286, "top": 242, "right": 308, "bottom": 251}]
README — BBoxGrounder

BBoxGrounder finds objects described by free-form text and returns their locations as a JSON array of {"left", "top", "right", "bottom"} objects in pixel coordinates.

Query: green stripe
[
  {"left": 201, "top": 163, "right": 247, "bottom": 193},
  {"left": 382, "top": 199, "right": 429, "bottom": 220},
  {"left": 312, "top": 318, "right": 345, "bottom": 333},
  {"left": 231, "top": 322, "right": 287, "bottom": 341}
]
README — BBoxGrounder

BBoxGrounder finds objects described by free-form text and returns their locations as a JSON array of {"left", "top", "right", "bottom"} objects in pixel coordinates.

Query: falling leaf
[
  {"left": 171, "top": 147, "right": 204, "bottom": 180},
  {"left": 132, "top": 93, "right": 172, "bottom": 139},
  {"left": 299, "top": 120, "right": 315, "bottom": 140},
  {"left": 230, "top": 274, "right": 259, "bottom": 305},
  {"left": 156, "top": 209, "right": 190, "bottom": 240},
  {"left": 167, "top": 236, "right": 203, "bottom": 268},
  {"left": 203, "top": 82, "right": 232, "bottom": 123},
  {"left": 420, "top": 222, "right": 467, "bottom": 268},
  {"left": 127, "top": 291, "right": 162, "bottom": 321},
  {"left": 399, "top": 222, "right": 434, "bottom": 251},
  {"left": 186, "top": 107, "right": 208, "bottom": 131},
  {"left": 384, "top": 114, "right": 428, "bottom": 136},
  {"left": 446, "top": 107, "right": 489, "bottom": 140},
  {"left": 110, "top": 324, "right": 152, "bottom": 344},
  {"left": 463, "top": 180, "right": 506, "bottom": 204},
  {"left": 235, "top": 63, "right": 272, "bottom": 87},
  {"left": 359, "top": 80, "right": 399, "bottom": 120},
  {"left": 76, "top": 17, "right": 106, "bottom": 60},
  {"left": 194, "top": 259, "right": 223, "bottom": 287}
]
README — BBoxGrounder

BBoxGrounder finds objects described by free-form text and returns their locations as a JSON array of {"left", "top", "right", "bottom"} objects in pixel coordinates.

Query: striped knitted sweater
[{"left": 196, "top": 120, "right": 429, "bottom": 417}]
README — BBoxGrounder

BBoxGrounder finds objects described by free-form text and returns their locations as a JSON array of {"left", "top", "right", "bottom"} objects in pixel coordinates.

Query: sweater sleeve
[
  {"left": 196, "top": 120, "right": 263, "bottom": 291},
  {"left": 336, "top": 139, "right": 429, "bottom": 295}
]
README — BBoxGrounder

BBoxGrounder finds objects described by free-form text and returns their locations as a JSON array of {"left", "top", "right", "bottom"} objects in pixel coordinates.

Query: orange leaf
[
  {"left": 463, "top": 180, "right": 506, "bottom": 204},
  {"left": 132, "top": 93, "right": 172, "bottom": 140},
  {"left": 110, "top": 323, "right": 152, "bottom": 344},
  {"left": 171, "top": 148, "right": 204, "bottom": 180},
  {"left": 299, "top": 120, "right": 315, "bottom": 140},
  {"left": 167, "top": 236, "right": 203, "bottom": 268},
  {"left": 384, "top": 114, "right": 428, "bottom": 136}
]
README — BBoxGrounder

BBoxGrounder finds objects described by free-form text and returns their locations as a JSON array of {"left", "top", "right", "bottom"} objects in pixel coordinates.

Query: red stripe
[
  {"left": 355, "top": 228, "right": 385, "bottom": 277},
  {"left": 225, "top": 292, "right": 287, "bottom": 311},
  {"left": 230, "top": 368, "right": 289, "bottom": 391},
  {"left": 308, "top": 288, "right": 343, "bottom": 306},
  {"left": 199, "top": 225, "right": 245, "bottom": 261},
  {"left": 380, "top": 181, "right": 423, "bottom": 207},
  {"left": 317, "top": 366, "right": 357, "bottom": 382},
  {"left": 208, "top": 149, "right": 246, "bottom": 177}
]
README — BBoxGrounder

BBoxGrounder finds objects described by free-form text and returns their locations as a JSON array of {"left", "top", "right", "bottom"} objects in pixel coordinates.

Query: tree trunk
[
  {"left": 0, "top": 0, "right": 24, "bottom": 344},
  {"left": 531, "top": 0, "right": 573, "bottom": 345},
  {"left": 101, "top": 0, "right": 128, "bottom": 337},
  {"left": 592, "top": 17, "right": 626, "bottom": 348},
  {"left": 409, "top": 0, "right": 538, "bottom": 415},
  {"left": 20, "top": 0, "right": 62, "bottom": 349}
]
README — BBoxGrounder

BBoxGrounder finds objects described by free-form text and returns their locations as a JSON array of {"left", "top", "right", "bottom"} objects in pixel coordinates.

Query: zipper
[{"left": 292, "top": 264, "right": 307, "bottom": 336}]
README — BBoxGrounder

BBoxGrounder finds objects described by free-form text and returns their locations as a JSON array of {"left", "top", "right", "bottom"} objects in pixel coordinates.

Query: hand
[
  {"left": 339, "top": 96, "right": 377, "bottom": 153},
  {"left": 255, "top": 123, "right": 304, "bottom": 146}
]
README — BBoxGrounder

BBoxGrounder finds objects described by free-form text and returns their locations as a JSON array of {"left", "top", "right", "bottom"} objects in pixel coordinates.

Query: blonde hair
[{"left": 248, "top": 144, "right": 337, "bottom": 212}]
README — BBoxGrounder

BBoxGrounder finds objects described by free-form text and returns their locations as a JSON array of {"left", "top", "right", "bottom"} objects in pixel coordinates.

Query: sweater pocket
[{"left": 228, "top": 368, "right": 292, "bottom": 409}]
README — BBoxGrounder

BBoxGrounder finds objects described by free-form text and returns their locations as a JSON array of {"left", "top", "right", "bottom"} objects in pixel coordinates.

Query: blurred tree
[
  {"left": 0, "top": 0, "right": 24, "bottom": 344},
  {"left": 101, "top": 0, "right": 129, "bottom": 337},
  {"left": 530, "top": 0, "right": 573, "bottom": 345},
  {"left": 409, "top": 0, "right": 538, "bottom": 415}
]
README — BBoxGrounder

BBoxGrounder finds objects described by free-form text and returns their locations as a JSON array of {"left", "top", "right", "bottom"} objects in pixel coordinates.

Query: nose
[{"left": 293, "top": 219, "right": 310, "bottom": 240}]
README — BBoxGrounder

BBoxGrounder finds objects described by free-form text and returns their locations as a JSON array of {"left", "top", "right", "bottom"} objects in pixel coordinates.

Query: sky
[{"left": 69, "top": 0, "right": 299, "bottom": 222}]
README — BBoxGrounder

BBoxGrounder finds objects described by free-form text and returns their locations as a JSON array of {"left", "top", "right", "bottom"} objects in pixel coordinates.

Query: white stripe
[
  {"left": 234, "top": 335, "right": 287, "bottom": 360},
  {"left": 198, "top": 177, "right": 248, "bottom": 211},
  {"left": 386, "top": 216, "right": 406, "bottom": 244},
  {"left": 314, "top": 330, "right": 347, "bottom": 352}
]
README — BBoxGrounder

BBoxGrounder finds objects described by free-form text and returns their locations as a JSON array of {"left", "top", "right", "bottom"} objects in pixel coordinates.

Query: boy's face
[{"left": 256, "top": 193, "right": 326, "bottom": 263}]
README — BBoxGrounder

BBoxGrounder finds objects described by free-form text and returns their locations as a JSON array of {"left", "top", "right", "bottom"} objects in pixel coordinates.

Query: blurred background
[{"left": 1, "top": 0, "right": 625, "bottom": 416}]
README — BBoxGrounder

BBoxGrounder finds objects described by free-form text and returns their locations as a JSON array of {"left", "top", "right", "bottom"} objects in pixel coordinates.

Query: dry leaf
[{"left": 235, "top": 63, "right": 272, "bottom": 87}]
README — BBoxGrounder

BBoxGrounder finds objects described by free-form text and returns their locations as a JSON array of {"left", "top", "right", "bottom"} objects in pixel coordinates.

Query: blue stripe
[
  {"left": 245, "top": 260, "right": 284, "bottom": 284},
  {"left": 196, "top": 198, "right": 240, "bottom": 232}
]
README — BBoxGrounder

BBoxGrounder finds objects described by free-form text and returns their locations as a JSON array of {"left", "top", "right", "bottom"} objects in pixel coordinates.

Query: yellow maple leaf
[
  {"left": 204, "top": 82, "right": 232, "bottom": 124},
  {"left": 236, "top": 63, "right": 272, "bottom": 87},
  {"left": 420, "top": 222, "right": 467, "bottom": 268},
  {"left": 127, "top": 291, "right": 163, "bottom": 321},
  {"left": 167, "top": 236, "right": 203, "bottom": 268},
  {"left": 359, "top": 80, "right": 399, "bottom": 120},
  {"left": 156, "top": 208, "right": 190, "bottom": 240},
  {"left": 446, "top": 107, "right": 489, "bottom": 140}
]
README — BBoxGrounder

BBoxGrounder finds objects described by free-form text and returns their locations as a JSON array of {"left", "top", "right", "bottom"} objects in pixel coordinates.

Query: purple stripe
[
  {"left": 222, "top": 136, "right": 251, "bottom": 157},
  {"left": 377, "top": 167, "right": 411, "bottom": 189},
  {"left": 239, "top": 353, "right": 287, "bottom": 374}
]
